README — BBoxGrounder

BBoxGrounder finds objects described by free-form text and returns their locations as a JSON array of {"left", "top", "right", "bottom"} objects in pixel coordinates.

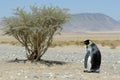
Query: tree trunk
[
  {"left": 27, "top": 36, "right": 41, "bottom": 61},
  {"left": 27, "top": 44, "right": 41, "bottom": 61}
]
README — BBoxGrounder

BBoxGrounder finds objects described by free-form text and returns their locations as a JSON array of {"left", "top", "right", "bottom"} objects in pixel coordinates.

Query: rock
[
  {"left": 17, "top": 73, "right": 21, "bottom": 76},
  {"left": 33, "top": 76, "right": 39, "bottom": 79},
  {"left": 25, "top": 76, "right": 28, "bottom": 79},
  {"left": 117, "top": 61, "right": 120, "bottom": 64}
]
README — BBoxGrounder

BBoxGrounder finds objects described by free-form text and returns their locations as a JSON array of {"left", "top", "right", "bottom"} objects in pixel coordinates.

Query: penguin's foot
[
  {"left": 84, "top": 70, "right": 88, "bottom": 72},
  {"left": 84, "top": 70, "right": 92, "bottom": 73},
  {"left": 84, "top": 70, "right": 100, "bottom": 73},
  {"left": 91, "top": 70, "right": 100, "bottom": 73}
]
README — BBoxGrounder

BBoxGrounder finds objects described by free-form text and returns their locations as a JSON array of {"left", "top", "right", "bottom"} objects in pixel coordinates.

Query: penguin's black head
[{"left": 83, "top": 39, "right": 92, "bottom": 45}]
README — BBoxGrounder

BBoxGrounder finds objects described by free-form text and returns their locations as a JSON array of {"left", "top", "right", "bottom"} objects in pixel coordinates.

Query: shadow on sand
[{"left": 7, "top": 58, "right": 67, "bottom": 66}]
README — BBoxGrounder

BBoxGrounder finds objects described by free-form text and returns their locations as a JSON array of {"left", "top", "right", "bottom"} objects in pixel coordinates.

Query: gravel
[
  {"left": 0, "top": 44, "right": 120, "bottom": 80},
  {"left": 0, "top": 44, "right": 119, "bottom": 64}
]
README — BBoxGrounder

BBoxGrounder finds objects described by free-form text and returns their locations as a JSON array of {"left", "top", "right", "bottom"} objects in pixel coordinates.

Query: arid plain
[{"left": 0, "top": 31, "right": 120, "bottom": 80}]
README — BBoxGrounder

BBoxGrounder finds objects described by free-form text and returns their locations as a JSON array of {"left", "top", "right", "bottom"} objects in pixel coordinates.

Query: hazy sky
[{"left": 0, "top": 0, "right": 120, "bottom": 20}]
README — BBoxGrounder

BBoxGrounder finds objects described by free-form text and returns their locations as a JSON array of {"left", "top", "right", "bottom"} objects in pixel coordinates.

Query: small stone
[
  {"left": 33, "top": 76, "right": 39, "bottom": 79},
  {"left": 10, "top": 76, "right": 14, "bottom": 79},
  {"left": 117, "top": 61, "right": 120, "bottom": 64},
  {"left": 17, "top": 73, "right": 21, "bottom": 76},
  {"left": 25, "top": 76, "right": 28, "bottom": 79}
]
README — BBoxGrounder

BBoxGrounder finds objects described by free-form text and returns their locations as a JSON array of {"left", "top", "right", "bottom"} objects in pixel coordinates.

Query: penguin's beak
[{"left": 80, "top": 41, "right": 84, "bottom": 44}]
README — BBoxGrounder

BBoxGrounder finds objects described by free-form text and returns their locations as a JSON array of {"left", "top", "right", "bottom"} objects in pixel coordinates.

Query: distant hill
[
  {"left": 62, "top": 13, "right": 120, "bottom": 33},
  {"left": 1, "top": 13, "right": 120, "bottom": 33}
]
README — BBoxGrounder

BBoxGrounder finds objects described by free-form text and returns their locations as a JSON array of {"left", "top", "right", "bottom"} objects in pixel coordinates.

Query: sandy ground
[{"left": 0, "top": 44, "right": 120, "bottom": 80}]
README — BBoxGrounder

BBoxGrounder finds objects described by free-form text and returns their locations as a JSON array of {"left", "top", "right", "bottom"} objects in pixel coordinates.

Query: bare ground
[{"left": 0, "top": 45, "right": 120, "bottom": 80}]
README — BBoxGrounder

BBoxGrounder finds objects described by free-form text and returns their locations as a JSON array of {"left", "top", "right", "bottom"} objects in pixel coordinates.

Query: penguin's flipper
[{"left": 84, "top": 51, "right": 90, "bottom": 68}]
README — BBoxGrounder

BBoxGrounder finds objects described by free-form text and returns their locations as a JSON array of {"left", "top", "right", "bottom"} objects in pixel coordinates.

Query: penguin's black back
[{"left": 90, "top": 43, "right": 101, "bottom": 70}]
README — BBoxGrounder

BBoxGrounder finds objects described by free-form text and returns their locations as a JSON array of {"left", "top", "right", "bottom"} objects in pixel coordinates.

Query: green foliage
[{"left": 3, "top": 5, "right": 70, "bottom": 61}]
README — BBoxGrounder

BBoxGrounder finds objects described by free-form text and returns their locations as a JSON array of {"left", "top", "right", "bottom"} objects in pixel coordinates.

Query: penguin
[{"left": 82, "top": 39, "right": 101, "bottom": 73}]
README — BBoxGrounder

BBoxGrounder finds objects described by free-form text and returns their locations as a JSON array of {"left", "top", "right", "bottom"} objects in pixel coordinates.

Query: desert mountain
[
  {"left": 0, "top": 13, "right": 120, "bottom": 33},
  {"left": 62, "top": 13, "right": 120, "bottom": 33}
]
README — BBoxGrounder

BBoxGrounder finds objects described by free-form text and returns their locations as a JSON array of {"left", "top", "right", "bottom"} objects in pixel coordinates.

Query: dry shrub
[
  {"left": 3, "top": 5, "right": 70, "bottom": 61},
  {"left": 94, "top": 40, "right": 119, "bottom": 49},
  {"left": 51, "top": 40, "right": 120, "bottom": 49}
]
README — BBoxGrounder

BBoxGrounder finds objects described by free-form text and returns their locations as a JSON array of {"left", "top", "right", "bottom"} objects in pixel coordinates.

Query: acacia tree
[{"left": 3, "top": 6, "right": 69, "bottom": 61}]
